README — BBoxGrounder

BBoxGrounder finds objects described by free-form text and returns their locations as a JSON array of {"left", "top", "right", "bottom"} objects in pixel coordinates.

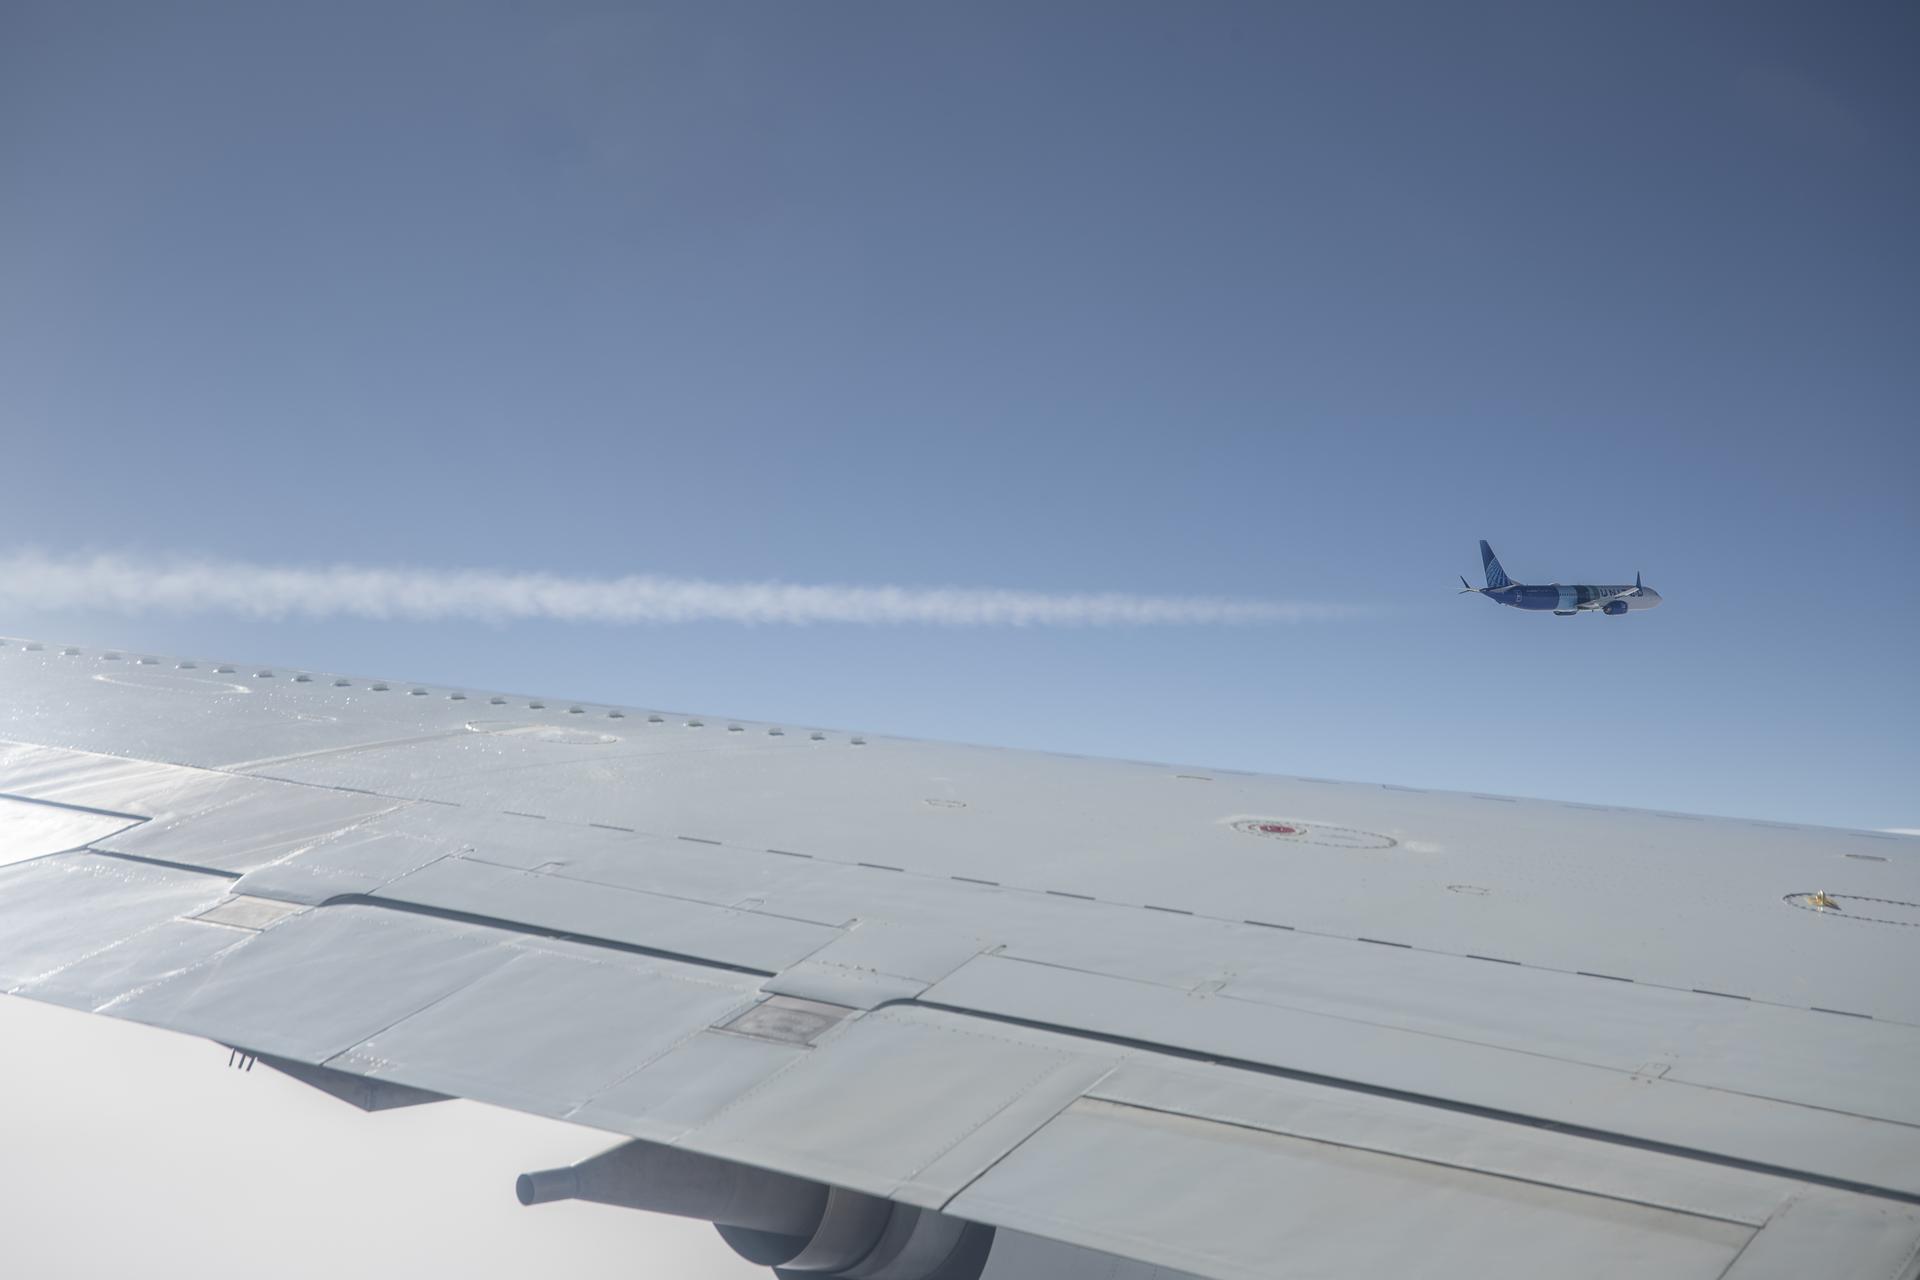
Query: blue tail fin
[{"left": 1480, "top": 540, "right": 1513, "bottom": 590}]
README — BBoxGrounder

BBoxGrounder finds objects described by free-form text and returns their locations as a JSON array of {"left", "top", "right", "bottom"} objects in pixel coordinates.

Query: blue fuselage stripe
[{"left": 1493, "top": 584, "right": 1634, "bottom": 611}]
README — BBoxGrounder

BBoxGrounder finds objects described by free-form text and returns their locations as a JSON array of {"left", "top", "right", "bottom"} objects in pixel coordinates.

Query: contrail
[{"left": 0, "top": 551, "right": 1362, "bottom": 628}]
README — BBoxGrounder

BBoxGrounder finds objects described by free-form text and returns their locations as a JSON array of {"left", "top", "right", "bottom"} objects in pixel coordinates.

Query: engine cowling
[
  {"left": 1603, "top": 599, "right": 1629, "bottom": 615},
  {"left": 518, "top": 1139, "right": 992, "bottom": 1279}
]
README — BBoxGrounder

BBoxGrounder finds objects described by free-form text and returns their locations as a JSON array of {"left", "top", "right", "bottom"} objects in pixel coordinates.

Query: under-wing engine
[{"left": 518, "top": 1138, "right": 994, "bottom": 1279}]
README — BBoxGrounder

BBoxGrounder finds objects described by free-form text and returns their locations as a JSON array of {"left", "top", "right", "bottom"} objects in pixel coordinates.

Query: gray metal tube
[
  {"left": 515, "top": 1167, "right": 579, "bottom": 1206},
  {"left": 516, "top": 1139, "right": 828, "bottom": 1238}
]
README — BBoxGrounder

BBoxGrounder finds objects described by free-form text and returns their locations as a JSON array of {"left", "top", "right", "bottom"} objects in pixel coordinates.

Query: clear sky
[{"left": 2, "top": 3, "right": 1915, "bottom": 1276}]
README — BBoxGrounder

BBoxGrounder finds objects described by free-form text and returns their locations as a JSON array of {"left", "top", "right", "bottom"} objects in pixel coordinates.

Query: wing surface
[{"left": 3, "top": 640, "right": 1918, "bottom": 1279}]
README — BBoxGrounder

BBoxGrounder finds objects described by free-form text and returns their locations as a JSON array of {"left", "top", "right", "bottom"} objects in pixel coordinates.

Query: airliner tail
[{"left": 1480, "top": 540, "right": 1513, "bottom": 590}]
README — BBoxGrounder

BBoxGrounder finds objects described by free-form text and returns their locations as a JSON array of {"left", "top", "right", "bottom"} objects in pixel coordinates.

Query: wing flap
[
  {"left": 951, "top": 1096, "right": 1756, "bottom": 1280},
  {"left": 0, "top": 851, "right": 233, "bottom": 991},
  {"left": 922, "top": 953, "right": 1920, "bottom": 1200},
  {"left": 1080, "top": 1059, "right": 1795, "bottom": 1228},
  {"left": 676, "top": 1006, "right": 1116, "bottom": 1210},
  {"left": 329, "top": 940, "right": 764, "bottom": 1115},
  {"left": 1722, "top": 1189, "right": 1920, "bottom": 1279},
  {"left": 24, "top": 918, "right": 254, "bottom": 1012},
  {"left": 102, "top": 904, "right": 512, "bottom": 1061}
]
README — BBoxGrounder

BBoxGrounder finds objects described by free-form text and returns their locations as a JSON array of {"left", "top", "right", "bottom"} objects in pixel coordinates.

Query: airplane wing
[{"left": 4, "top": 638, "right": 1918, "bottom": 1280}]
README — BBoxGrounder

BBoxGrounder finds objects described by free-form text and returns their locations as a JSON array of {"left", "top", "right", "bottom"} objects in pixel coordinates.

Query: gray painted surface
[
  {"left": 952, "top": 1096, "right": 1752, "bottom": 1280},
  {"left": 2, "top": 639, "right": 1918, "bottom": 1278}
]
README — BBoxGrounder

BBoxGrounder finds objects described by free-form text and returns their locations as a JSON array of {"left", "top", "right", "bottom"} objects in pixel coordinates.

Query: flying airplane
[
  {"left": 1, "top": 637, "right": 1915, "bottom": 1280},
  {"left": 1461, "top": 540, "right": 1662, "bottom": 615}
]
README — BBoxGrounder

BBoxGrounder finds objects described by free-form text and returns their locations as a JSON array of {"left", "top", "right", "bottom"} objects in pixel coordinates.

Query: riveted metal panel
[
  {"left": 368, "top": 855, "right": 840, "bottom": 973},
  {"left": 951, "top": 1097, "right": 1753, "bottom": 1280},
  {"left": 17, "top": 918, "right": 249, "bottom": 1011},
  {"left": 683, "top": 1005, "right": 1119, "bottom": 1208},
  {"left": 1082, "top": 1060, "right": 1798, "bottom": 1228},
  {"left": 93, "top": 778, "right": 402, "bottom": 874},
  {"left": 0, "top": 794, "right": 142, "bottom": 867},
  {"left": 231, "top": 813, "right": 459, "bottom": 905},
  {"left": 922, "top": 953, "right": 1920, "bottom": 1200},
  {"left": 104, "top": 904, "right": 512, "bottom": 1062},
  {"left": 0, "top": 743, "right": 204, "bottom": 818},
  {"left": 570, "top": 1028, "right": 807, "bottom": 1142},
  {"left": 0, "top": 852, "right": 233, "bottom": 990},
  {"left": 1721, "top": 1189, "right": 1920, "bottom": 1280},
  {"left": 762, "top": 920, "right": 986, "bottom": 1008},
  {"left": 331, "top": 943, "right": 762, "bottom": 1115},
  {"left": 1214, "top": 931, "right": 1920, "bottom": 1127}
]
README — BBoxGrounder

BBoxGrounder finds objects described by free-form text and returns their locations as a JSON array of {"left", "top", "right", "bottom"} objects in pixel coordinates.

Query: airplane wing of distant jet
[{"left": 3, "top": 639, "right": 1917, "bottom": 1280}]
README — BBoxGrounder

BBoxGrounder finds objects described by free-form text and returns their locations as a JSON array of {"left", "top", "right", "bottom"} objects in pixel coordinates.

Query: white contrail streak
[{"left": 0, "top": 551, "right": 1361, "bottom": 628}]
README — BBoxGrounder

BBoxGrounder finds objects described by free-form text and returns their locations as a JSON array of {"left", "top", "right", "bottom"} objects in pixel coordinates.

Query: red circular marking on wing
[{"left": 1256, "top": 823, "right": 1298, "bottom": 835}]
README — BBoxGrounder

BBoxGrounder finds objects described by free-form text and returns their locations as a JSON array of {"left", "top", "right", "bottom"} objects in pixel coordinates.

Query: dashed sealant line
[
  {"left": 398, "top": 806, "right": 1894, "bottom": 1022},
  {"left": 83, "top": 786, "right": 1914, "bottom": 1025},
  {"left": 15, "top": 645, "right": 1892, "bottom": 1026},
  {"left": 40, "top": 764, "right": 1917, "bottom": 1026}
]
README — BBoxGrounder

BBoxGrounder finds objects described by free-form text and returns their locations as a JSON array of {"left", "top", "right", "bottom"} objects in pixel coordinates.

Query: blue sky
[
  {"left": 4, "top": 0, "right": 1915, "bottom": 836},
  {"left": 1, "top": 6, "right": 1916, "bottom": 1278}
]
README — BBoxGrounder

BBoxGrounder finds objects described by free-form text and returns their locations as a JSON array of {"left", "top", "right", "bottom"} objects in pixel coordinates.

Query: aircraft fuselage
[{"left": 1489, "top": 582, "right": 1661, "bottom": 614}]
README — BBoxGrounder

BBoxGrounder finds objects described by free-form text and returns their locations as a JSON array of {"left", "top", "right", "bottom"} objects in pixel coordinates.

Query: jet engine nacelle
[
  {"left": 518, "top": 1139, "right": 992, "bottom": 1279},
  {"left": 1603, "top": 600, "right": 1629, "bottom": 615}
]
